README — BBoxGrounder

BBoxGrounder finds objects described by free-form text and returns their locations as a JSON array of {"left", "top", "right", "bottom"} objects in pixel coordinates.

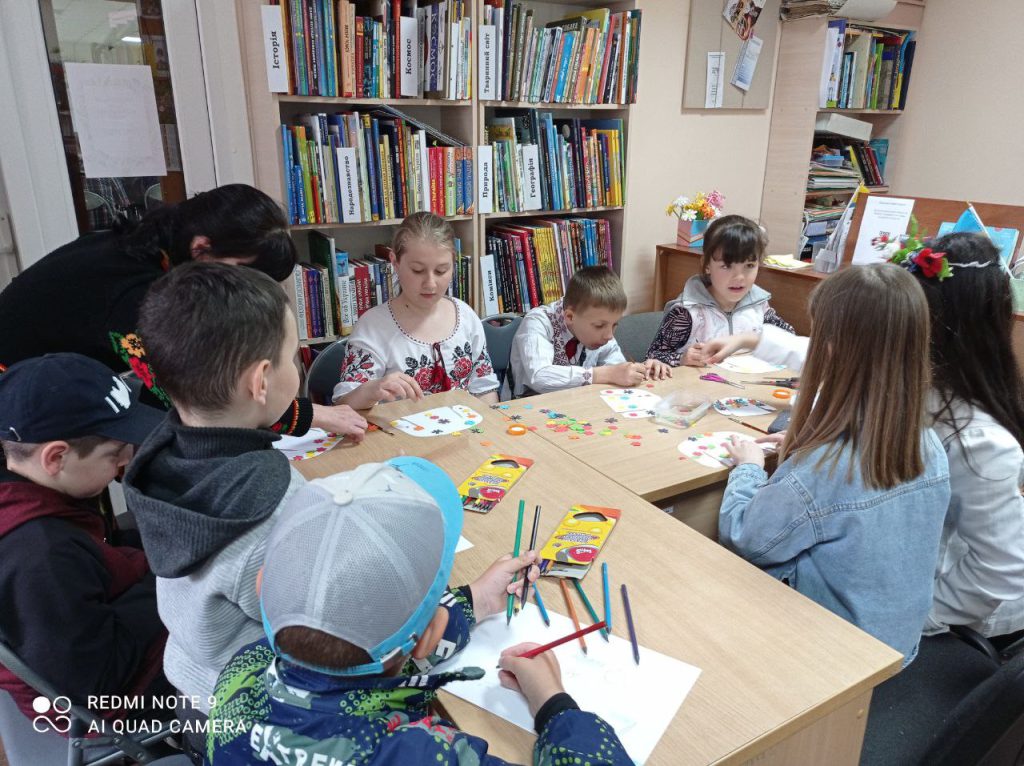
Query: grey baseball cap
[{"left": 259, "top": 456, "right": 463, "bottom": 676}]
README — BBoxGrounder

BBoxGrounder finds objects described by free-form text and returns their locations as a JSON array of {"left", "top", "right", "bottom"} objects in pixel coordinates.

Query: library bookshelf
[
  {"left": 759, "top": 0, "right": 925, "bottom": 257},
  {"left": 236, "top": 0, "right": 640, "bottom": 346}
]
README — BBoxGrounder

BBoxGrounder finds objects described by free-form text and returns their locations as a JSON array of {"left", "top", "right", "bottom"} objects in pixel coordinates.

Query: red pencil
[{"left": 509, "top": 622, "right": 608, "bottom": 663}]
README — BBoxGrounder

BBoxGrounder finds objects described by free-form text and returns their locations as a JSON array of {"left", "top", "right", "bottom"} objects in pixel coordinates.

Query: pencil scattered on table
[
  {"left": 505, "top": 622, "right": 607, "bottom": 664},
  {"left": 533, "top": 584, "right": 550, "bottom": 627},
  {"left": 559, "top": 579, "right": 588, "bottom": 654},
  {"left": 508, "top": 499, "right": 525, "bottom": 626},
  {"left": 519, "top": 505, "right": 541, "bottom": 613},
  {"left": 726, "top": 415, "right": 771, "bottom": 435},
  {"left": 621, "top": 583, "right": 640, "bottom": 665},
  {"left": 572, "top": 579, "right": 609, "bottom": 641},
  {"left": 602, "top": 562, "right": 612, "bottom": 632}
]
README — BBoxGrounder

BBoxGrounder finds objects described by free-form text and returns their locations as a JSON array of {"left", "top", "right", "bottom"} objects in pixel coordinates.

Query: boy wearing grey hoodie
[{"left": 124, "top": 262, "right": 306, "bottom": 713}]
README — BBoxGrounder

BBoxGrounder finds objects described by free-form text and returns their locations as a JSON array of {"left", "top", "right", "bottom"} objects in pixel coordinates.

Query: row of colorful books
[
  {"left": 810, "top": 137, "right": 889, "bottom": 189},
  {"left": 481, "top": 111, "right": 624, "bottom": 214},
  {"left": 270, "top": 0, "right": 472, "bottom": 99},
  {"left": 820, "top": 21, "right": 916, "bottom": 111},
  {"left": 295, "top": 231, "right": 469, "bottom": 340},
  {"left": 480, "top": 217, "right": 612, "bottom": 315},
  {"left": 479, "top": 3, "right": 641, "bottom": 104},
  {"left": 282, "top": 106, "right": 472, "bottom": 225}
]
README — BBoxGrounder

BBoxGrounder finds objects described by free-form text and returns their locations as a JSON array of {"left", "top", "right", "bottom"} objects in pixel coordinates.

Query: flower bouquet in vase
[{"left": 667, "top": 191, "right": 724, "bottom": 250}]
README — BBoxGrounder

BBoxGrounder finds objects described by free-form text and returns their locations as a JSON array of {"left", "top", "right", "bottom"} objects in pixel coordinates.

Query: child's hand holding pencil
[
  {"left": 497, "top": 642, "right": 568, "bottom": 717},
  {"left": 469, "top": 551, "right": 540, "bottom": 621}
]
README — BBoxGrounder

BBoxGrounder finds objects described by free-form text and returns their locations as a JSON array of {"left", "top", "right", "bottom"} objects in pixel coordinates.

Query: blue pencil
[
  {"left": 601, "top": 562, "right": 612, "bottom": 632},
  {"left": 533, "top": 584, "right": 550, "bottom": 626}
]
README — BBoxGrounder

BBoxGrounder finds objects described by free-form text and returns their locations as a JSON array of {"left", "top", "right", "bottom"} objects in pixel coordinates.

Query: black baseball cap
[{"left": 0, "top": 354, "right": 165, "bottom": 445}]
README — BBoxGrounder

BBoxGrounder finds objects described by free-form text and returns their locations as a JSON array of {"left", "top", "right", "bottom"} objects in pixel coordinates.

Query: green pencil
[
  {"left": 571, "top": 579, "right": 610, "bottom": 641},
  {"left": 507, "top": 499, "right": 525, "bottom": 625}
]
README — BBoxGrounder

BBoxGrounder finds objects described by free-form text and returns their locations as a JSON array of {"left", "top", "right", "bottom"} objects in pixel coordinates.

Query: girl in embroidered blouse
[
  {"left": 646, "top": 215, "right": 794, "bottom": 367},
  {"left": 333, "top": 213, "right": 500, "bottom": 409}
]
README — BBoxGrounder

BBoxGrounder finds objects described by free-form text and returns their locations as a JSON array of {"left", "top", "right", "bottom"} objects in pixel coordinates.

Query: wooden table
[
  {"left": 497, "top": 367, "right": 793, "bottom": 536},
  {"left": 295, "top": 390, "right": 900, "bottom": 765}
]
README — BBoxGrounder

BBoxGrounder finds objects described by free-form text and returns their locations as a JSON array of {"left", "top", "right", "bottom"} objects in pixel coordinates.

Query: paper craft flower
[{"left": 886, "top": 216, "right": 953, "bottom": 281}]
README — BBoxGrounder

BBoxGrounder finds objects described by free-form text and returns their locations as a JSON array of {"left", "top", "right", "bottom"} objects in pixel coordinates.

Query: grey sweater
[{"left": 124, "top": 412, "right": 305, "bottom": 711}]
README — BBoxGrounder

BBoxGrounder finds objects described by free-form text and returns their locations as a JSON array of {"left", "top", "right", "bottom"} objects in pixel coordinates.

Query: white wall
[
  {"left": 885, "top": 0, "right": 1024, "bottom": 205},
  {"left": 619, "top": 2, "right": 776, "bottom": 311}
]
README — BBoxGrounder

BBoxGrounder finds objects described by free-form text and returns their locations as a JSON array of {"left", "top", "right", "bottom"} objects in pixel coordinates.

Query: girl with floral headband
[
  {"left": 907, "top": 232, "right": 1024, "bottom": 647},
  {"left": 333, "top": 213, "right": 500, "bottom": 408},
  {"left": 717, "top": 264, "right": 951, "bottom": 666}
]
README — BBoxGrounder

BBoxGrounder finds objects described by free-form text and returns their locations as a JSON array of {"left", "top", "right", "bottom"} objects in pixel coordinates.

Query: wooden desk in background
[
  {"left": 498, "top": 368, "right": 793, "bottom": 537},
  {"left": 653, "top": 242, "right": 1024, "bottom": 362},
  {"left": 295, "top": 390, "right": 900, "bottom": 765}
]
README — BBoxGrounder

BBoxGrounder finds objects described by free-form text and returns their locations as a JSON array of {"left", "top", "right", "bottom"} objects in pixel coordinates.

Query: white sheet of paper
[
  {"left": 730, "top": 35, "right": 763, "bottom": 92},
  {"left": 479, "top": 24, "right": 497, "bottom": 100},
  {"left": 477, "top": 145, "right": 494, "bottom": 214},
  {"left": 705, "top": 52, "right": 725, "bottom": 108},
  {"left": 390, "top": 405, "right": 483, "bottom": 436},
  {"left": 260, "top": 5, "right": 289, "bottom": 93},
  {"left": 434, "top": 604, "right": 701, "bottom": 764},
  {"left": 456, "top": 536, "right": 473, "bottom": 553},
  {"left": 400, "top": 16, "right": 420, "bottom": 97},
  {"left": 713, "top": 397, "right": 777, "bottom": 417},
  {"left": 713, "top": 355, "right": 785, "bottom": 375},
  {"left": 272, "top": 428, "right": 344, "bottom": 461},
  {"left": 852, "top": 196, "right": 916, "bottom": 265},
  {"left": 599, "top": 389, "right": 662, "bottom": 418},
  {"left": 64, "top": 63, "right": 167, "bottom": 178},
  {"left": 678, "top": 430, "right": 772, "bottom": 469}
]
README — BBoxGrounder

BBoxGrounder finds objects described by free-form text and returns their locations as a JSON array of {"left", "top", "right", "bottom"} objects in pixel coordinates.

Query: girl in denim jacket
[{"left": 718, "top": 264, "right": 951, "bottom": 666}]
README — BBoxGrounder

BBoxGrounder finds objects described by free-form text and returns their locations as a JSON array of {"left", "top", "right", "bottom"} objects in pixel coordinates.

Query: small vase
[{"left": 676, "top": 219, "right": 709, "bottom": 250}]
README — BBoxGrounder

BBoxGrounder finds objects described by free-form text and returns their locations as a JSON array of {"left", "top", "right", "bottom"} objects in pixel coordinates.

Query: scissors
[
  {"left": 753, "top": 377, "right": 799, "bottom": 389},
  {"left": 699, "top": 373, "right": 745, "bottom": 389}
]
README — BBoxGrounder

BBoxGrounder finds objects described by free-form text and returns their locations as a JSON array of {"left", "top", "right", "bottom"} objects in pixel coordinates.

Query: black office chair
[
  {"left": 304, "top": 339, "right": 348, "bottom": 404},
  {"left": 861, "top": 630, "right": 1024, "bottom": 766},
  {"left": 482, "top": 313, "right": 522, "bottom": 401},
  {"left": 613, "top": 311, "right": 664, "bottom": 362}
]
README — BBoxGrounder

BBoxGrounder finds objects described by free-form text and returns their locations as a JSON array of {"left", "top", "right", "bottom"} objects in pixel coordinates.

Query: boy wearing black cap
[
  {"left": 0, "top": 353, "right": 168, "bottom": 723},
  {"left": 207, "top": 458, "right": 631, "bottom": 765}
]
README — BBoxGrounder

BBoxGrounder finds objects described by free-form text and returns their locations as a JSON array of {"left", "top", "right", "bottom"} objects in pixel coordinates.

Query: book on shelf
[
  {"left": 268, "top": 0, "right": 471, "bottom": 99},
  {"left": 798, "top": 203, "right": 845, "bottom": 261},
  {"left": 818, "top": 23, "right": 915, "bottom": 111},
  {"left": 484, "top": 216, "right": 611, "bottom": 314},
  {"left": 293, "top": 236, "right": 470, "bottom": 340},
  {"left": 484, "top": 109, "right": 624, "bottom": 213},
  {"left": 281, "top": 105, "right": 472, "bottom": 225},
  {"left": 810, "top": 138, "right": 886, "bottom": 189},
  {"left": 479, "top": 2, "right": 641, "bottom": 104}
]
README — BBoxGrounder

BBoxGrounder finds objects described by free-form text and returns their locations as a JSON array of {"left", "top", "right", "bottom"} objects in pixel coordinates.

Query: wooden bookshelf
[
  {"left": 760, "top": 1, "right": 925, "bottom": 257},
  {"left": 237, "top": 0, "right": 640, "bottom": 336}
]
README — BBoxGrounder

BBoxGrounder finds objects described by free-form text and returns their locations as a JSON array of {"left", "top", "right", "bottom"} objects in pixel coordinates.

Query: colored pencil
[
  {"left": 515, "top": 622, "right": 606, "bottom": 660},
  {"left": 601, "top": 562, "right": 612, "bottom": 632},
  {"left": 519, "top": 505, "right": 542, "bottom": 612},
  {"left": 508, "top": 499, "right": 525, "bottom": 625},
  {"left": 572, "top": 579, "right": 609, "bottom": 641},
  {"left": 621, "top": 583, "right": 640, "bottom": 665},
  {"left": 559, "top": 579, "right": 588, "bottom": 654},
  {"left": 533, "top": 584, "right": 550, "bottom": 626}
]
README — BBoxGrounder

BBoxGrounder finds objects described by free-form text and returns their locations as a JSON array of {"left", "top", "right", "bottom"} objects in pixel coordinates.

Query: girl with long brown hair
[{"left": 718, "top": 264, "right": 951, "bottom": 665}]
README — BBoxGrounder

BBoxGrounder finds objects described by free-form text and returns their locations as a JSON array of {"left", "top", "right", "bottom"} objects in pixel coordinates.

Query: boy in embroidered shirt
[
  {"left": 123, "top": 262, "right": 308, "bottom": 714},
  {"left": 509, "top": 266, "right": 671, "bottom": 397},
  {"left": 647, "top": 215, "right": 794, "bottom": 367},
  {"left": 206, "top": 458, "right": 631, "bottom": 766}
]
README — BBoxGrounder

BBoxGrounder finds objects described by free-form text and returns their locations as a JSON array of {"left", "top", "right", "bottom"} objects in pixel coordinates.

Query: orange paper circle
[
  {"left": 506, "top": 424, "right": 528, "bottom": 436},
  {"left": 772, "top": 389, "right": 792, "bottom": 400}
]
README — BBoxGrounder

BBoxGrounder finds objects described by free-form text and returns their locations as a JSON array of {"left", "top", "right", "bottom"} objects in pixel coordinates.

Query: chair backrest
[
  {"left": 82, "top": 191, "right": 114, "bottom": 217},
  {"left": 144, "top": 183, "right": 163, "bottom": 211},
  {"left": 482, "top": 314, "right": 522, "bottom": 398},
  {"left": 928, "top": 651, "right": 1024, "bottom": 766},
  {"left": 305, "top": 339, "right": 349, "bottom": 404},
  {"left": 613, "top": 311, "right": 664, "bottom": 362}
]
